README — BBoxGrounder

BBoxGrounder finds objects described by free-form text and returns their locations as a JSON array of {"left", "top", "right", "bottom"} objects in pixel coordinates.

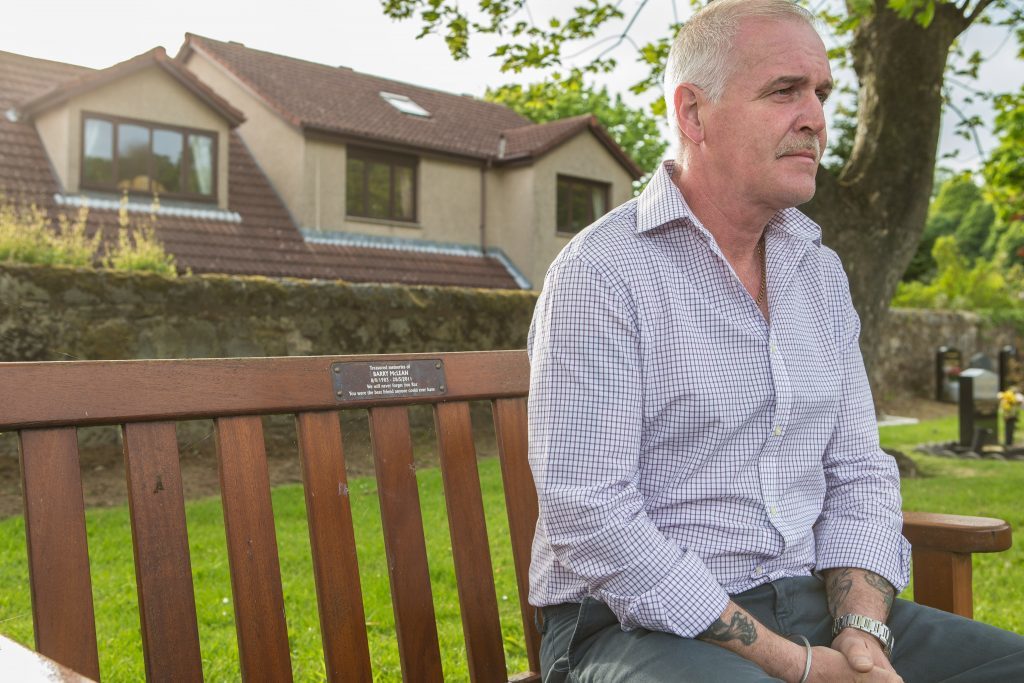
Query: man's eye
[
  {"left": 817, "top": 91, "right": 830, "bottom": 103},
  {"left": 774, "top": 87, "right": 794, "bottom": 96}
]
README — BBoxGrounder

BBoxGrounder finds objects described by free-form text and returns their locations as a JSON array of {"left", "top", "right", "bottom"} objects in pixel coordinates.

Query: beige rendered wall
[
  {"left": 485, "top": 165, "right": 535, "bottom": 286},
  {"left": 491, "top": 132, "right": 635, "bottom": 288},
  {"left": 184, "top": 51, "right": 305, "bottom": 220},
  {"left": 35, "top": 66, "right": 232, "bottom": 208},
  {"left": 302, "top": 144, "right": 483, "bottom": 246},
  {"left": 34, "top": 106, "right": 70, "bottom": 191}
]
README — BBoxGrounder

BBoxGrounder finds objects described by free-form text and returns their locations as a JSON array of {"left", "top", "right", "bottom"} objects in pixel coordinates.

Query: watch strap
[{"left": 832, "top": 613, "right": 894, "bottom": 658}]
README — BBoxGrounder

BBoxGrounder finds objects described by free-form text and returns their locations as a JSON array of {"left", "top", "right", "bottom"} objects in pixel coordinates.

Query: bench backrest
[{"left": 1, "top": 351, "right": 539, "bottom": 682}]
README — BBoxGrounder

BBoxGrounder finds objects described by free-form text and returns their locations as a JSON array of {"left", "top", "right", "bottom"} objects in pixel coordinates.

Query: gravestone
[
  {"left": 969, "top": 352, "right": 995, "bottom": 371},
  {"left": 999, "top": 345, "right": 1021, "bottom": 391},
  {"left": 935, "top": 346, "right": 962, "bottom": 403},
  {"left": 957, "top": 368, "right": 999, "bottom": 451}
]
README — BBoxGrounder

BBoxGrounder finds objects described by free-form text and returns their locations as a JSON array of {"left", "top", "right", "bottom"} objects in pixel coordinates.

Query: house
[{"left": 0, "top": 39, "right": 642, "bottom": 289}]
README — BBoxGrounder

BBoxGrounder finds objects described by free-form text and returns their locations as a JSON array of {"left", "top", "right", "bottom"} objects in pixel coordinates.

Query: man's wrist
[{"left": 832, "top": 613, "right": 894, "bottom": 657}]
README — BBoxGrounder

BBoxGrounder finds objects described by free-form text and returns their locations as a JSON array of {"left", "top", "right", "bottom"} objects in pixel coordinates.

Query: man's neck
[{"left": 671, "top": 162, "right": 773, "bottom": 266}]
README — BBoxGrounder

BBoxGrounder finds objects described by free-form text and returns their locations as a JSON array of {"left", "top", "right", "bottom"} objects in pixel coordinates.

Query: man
[{"left": 526, "top": 0, "right": 1024, "bottom": 681}]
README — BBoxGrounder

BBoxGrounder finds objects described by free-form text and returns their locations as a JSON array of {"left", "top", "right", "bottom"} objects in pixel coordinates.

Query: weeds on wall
[{"left": 0, "top": 192, "right": 177, "bottom": 276}]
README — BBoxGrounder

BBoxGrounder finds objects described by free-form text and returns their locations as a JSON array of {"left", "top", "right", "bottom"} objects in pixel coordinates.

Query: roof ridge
[
  {"left": 0, "top": 49, "right": 95, "bottom": 72},
  {"left": 184, "top": 32, "right": 529, "bottom": 123},
  {"left": 502, "top": 113, "right": 594, "bottom": 133},
  {"left": 17, "top": 46, "right": 244, "bottom": 125}
]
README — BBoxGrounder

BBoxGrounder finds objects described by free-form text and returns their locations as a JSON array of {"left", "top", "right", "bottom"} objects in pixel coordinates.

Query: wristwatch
[{"left": 832, "top": 613, "right": 894, "bottom": 658}]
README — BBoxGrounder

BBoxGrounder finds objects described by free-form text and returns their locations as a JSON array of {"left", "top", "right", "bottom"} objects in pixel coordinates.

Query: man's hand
[
  {"left": 822, "top": 567, "right": 899, "bottom": 678},
  {"left": 808, "top": 646, "right": 903, "bottom": 683},
  {"left": 831, "top": 628, "right": 898, "bottom": 676}
]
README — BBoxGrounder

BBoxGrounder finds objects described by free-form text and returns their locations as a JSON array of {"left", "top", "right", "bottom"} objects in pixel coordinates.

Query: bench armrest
[{"left": 902, "top": 511, "right": 1013, "bottom": 618}]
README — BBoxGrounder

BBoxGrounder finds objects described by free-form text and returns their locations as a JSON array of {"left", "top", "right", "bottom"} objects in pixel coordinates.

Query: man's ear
[{"left": 674, "top": 83, "right": 705, "bottom": 145}]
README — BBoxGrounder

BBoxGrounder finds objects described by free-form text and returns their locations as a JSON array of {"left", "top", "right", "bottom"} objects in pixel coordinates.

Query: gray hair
[{"left": 663, "top": 0, "right": 817, "bottom": 116}]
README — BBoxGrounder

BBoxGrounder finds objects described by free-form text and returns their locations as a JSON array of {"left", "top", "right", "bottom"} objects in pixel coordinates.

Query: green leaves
[
  {"left": 888, "top": 0, "right": 938, "bottom": 28},
  {"left": 984, "top": 87, "right": 1024, "bottom": 225}
]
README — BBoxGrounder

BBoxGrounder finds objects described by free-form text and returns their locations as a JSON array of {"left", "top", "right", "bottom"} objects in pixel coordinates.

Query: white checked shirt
[{"left": 527, "top": 160, "right": 911, "bottom": 639}]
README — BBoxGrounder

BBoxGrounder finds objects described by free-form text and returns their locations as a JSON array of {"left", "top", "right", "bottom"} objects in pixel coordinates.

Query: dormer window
[
  {"left": 81, "top": 113, "right": 216, "bottom": 201},
  {"left": 380, "top": 92, "right": 430, "bottom": 118}
]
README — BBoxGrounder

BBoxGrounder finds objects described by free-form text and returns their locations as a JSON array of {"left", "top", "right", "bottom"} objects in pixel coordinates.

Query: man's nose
[{"left": 797, "top": 93, "right": 827, "bottom": 136}]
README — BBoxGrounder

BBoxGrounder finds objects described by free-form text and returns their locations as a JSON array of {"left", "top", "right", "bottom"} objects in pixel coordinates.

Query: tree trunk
[{"left": 802, "top": 0, "right": 971, "bottom": 390}]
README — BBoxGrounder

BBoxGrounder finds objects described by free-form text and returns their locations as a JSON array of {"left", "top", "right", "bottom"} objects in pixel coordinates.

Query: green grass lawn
[
  {"left": 880, "top": 415, "right": 1024, "bottom": 632},
  {"left": 0, "top": 415, "right": 1021, "bottom": 680}
]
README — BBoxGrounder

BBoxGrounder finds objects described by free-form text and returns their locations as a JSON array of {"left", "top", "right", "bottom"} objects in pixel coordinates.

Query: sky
[{"left": 3, "top": 0, "right": 1021, "bottom": 174}]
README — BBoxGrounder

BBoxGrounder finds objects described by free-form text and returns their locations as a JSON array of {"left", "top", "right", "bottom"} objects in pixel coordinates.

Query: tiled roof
[
  {"left": 0, "top": 49, "right": 522, "bottom": 290},
  {"left": 501, "top": 114, "right": 644, "bottom": 178},
  {"left": 17, "top": 48, "right": 245, "bottom": 126},
  {"left": 177, "top": 34, "right": 640, "bottom": 178},
  {"left": 0, "top": 50, "right": 93, "bottom": 111},
  {"left": 179, "top": 34, "right": 531, "bottom": 160}
]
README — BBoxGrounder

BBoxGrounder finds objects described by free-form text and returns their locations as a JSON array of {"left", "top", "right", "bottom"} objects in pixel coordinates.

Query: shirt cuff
[
  {"left": 596, "top": 550, "right": 731, "bottom": 638},
  {"left": 814, "top": 517, "right": 912, "bottom": 593}
]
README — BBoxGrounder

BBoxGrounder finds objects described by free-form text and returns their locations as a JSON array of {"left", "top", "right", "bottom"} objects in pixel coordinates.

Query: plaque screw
[
  {"left": 336, "top": 390, "right": 344, "bottom": 397},
  {"left": 435, "top": 362, "right": 442, "bottom": 369},
  {"left": 333, "top": 366, "right": 341, "bottom": 373},
  {"left": 439, "top": 385, "right": 446, "bottom": 391}
]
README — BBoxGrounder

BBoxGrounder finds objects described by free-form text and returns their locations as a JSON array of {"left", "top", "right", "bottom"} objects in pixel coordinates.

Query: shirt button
[
  {"left": 770, "top": 343, "right": 777, "bottom": 354},
  {"left": 773, "top": 425, "right": 783, "bottom": 436},
  {"left": 753, "top": 565, "right": 764, "bottom": 577},
  {"left": 769, "top": 505, "right": 778, "bottom": 516}
]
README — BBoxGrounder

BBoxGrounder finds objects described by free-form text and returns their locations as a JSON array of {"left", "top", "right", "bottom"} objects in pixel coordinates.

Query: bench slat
[
  {"left": 295, "top": 411, "right": 373, "bottom": 683},
  {"left": 18, "top": 428, "right": 101, "bottom": 681},
  {"left": 492, "top": 398, "right": 541, "bottom": 676},
  {"left": 215, "top": 416, "right": 293, "bottom": 682},
  {"left": 122, "top": 422, "right": 204, "bottom": 682},
  {"left": 0, "top": 351, "right": 531, "bottom": 430},
  {"left": 368, "top": 406, "right": 444, "bottom": 683},
  {"left": 434, "top": 401, "right": 507, "bottom": 683}
]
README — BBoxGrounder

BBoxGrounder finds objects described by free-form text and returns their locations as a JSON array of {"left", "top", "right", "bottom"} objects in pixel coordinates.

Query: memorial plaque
[{"left": 332, "top": 359, "right": 446, "bottom": 402}]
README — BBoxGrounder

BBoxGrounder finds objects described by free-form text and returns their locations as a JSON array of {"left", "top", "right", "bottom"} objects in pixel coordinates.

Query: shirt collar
[{"left": 636, "top": 159, "right": 823, "bottom": 246}]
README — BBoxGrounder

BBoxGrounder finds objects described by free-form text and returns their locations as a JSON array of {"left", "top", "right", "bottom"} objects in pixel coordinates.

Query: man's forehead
[{"left": 732, "top": 19, "right": 832, "bottom": 81}]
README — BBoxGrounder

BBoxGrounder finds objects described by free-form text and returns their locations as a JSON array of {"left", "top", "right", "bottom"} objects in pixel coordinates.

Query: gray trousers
[{"left": 538, "top": 576, "right": 1024, "bottom": 682}]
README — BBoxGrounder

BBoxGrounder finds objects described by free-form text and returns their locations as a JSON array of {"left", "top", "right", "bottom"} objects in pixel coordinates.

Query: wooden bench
[{"left": 0, "top": 350, "right": 1013, "bottom": 682}]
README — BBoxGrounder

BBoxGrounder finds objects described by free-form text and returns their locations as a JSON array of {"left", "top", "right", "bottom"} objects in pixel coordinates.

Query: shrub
[
  {"left": 102, "top": 195, "right": 177, "bottom": 276},
  {"left": 892, "top": 235, "right": 1024, "bottom": 310},
  {"left": 0, "top": 198, "right": 97, "bottom": 267},
  {"left": 0, "top": 193, "right": 176, "bottom": 276}
]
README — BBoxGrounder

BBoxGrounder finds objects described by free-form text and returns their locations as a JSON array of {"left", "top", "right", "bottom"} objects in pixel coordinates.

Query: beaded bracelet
[{"left": 791, "top": 634, "right": 812, "bottom": 683}]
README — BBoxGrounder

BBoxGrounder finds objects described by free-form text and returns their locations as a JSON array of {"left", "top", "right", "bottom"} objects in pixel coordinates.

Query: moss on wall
[
  {"left": 0, "top": 263, "right": 537, "bottom": 362},
  {"left": 6, "top": 263, "right": 1019, "bottom": 403}
]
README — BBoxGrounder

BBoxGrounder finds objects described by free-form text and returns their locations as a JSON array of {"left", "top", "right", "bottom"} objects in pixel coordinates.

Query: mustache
[{"left": 776, "top": 137, "right": 821, "bottom": 161}]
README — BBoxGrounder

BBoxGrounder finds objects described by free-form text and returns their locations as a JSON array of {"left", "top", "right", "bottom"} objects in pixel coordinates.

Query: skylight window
[{"left": 380, "top": 92, "right": 430, "bottom": 118}]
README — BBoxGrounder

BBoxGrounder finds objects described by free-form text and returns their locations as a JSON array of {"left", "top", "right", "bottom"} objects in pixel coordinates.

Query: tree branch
[
  {"left": 944, "top": 93, "right": 987, "bottom": 161},
  {"left": 966, "top": 0, "right": 1000, "bottom": 24},
  {"left": 595, "top": 0, "right": 651, "bottom": 62}
]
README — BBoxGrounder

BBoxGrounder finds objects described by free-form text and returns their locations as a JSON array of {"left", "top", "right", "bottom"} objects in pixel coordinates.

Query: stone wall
[
  {"left": 870, "top": 308, "right": 1022, "bottom": 402},
  {"left": 0, "top": 263, "right": 537, "bottom": 362},
  {"left": 1, "top": 263, "right": 1019, "bottom": 401}
]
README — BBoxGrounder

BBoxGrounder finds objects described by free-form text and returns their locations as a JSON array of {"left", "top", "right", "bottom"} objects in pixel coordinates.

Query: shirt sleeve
[
  {"left": 528, "top": 255, "right": 730, "bottom": 637},
  {"left": 812, "top": 253, "right": 912, "bottom": 592}
]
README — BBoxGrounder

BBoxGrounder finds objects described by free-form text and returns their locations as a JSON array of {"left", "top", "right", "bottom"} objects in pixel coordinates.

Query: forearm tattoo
[
  {"left": 826, "top": 568, "right": 853, "bottom": 617},
  {"left": 826, "top": 568, "right": 895, "bottom": 618},
  {"left": 864, "top": 570, "right": 895, "bottom": 616},
  {"left": 700, "top": 612, "right": 758, "bottom": 646}
]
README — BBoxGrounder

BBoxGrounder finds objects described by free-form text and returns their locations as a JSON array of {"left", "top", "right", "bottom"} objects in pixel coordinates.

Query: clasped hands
[{"left": 800, "top": 628, "right": 901, "bottom": 683}]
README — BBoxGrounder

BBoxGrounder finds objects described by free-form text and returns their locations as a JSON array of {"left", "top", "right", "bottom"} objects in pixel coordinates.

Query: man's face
[{"left": 700, "top": 17, "right": 833, "bottom": 211}]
